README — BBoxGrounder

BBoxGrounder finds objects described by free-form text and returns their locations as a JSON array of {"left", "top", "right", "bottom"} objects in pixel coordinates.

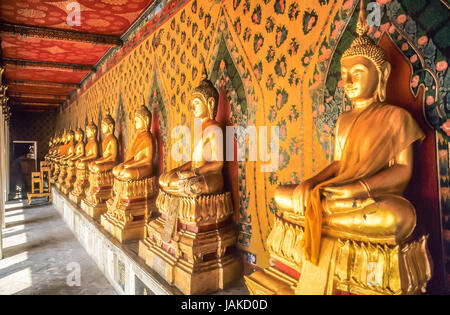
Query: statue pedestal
[
  {"left": 81, "top": 170, "right": 114, "bottom": 219},
  {"left": 56, "top": 164, "right": 67, "bottom": 191},
  {"left": 138, "top": 190, "right": 243, "bottom": 295},
  {"left": 100, "top": 177, "right": 158, "bottom": 243},
  {"left": 69, "top": 167, "right": 89, "bottom": 205},
  {"left": 61, "top": 165, "right": 76, "bottom": 195},
  {"left": 244, "top": 215, "right": 433, "bottom": 295}
]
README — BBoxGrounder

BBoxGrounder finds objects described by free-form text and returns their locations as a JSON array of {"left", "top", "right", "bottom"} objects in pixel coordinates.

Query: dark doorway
[{"left": 9, "top": 141, "right": 37, "bottom": 200}]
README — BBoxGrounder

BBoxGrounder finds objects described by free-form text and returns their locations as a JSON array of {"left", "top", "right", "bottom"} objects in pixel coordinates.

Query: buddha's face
[
  {"left": 86, "top": 127, "right": 95, "bottom": 139},
  {"left": 192, "top": 95, "right": 208, "bottom": 119},
  {"left": 135, "top": 115, "right": 145, "bottom": 131},
  {"left": 102, "top": 122, "right": 110, "bottom": 135},
  {"left": 75, "top": 132, "right": 83, "bottom": 142},
  {"left": 341, "top": 56, "right": 379, "bottom": 101}
]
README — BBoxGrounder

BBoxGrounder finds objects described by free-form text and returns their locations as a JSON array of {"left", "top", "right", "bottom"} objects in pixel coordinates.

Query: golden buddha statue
[
  {"left": 158, "top": 72, "right": 224, "bottom": 197},
  {"left": 101, "top": 105, "right": 158, "bottom": 242},
  {"left": 245, "top": 2, "right": 432, "bottom": 295},
  {"left": 62, "top": 128, "right": 85, "bottom": 194},
  {"left": 112, "top": 107, "right": 154, "bottom": 181},
  {"left": 89, "top": 114, "right": 119, "bottom": 174},
  {"left": 69, "top": 121, "right": 99, "bottom": 205},
  {"left": 52, "top": 132, "right": 66, "bottom": 163},
  {"left": 50, "top": 134, "right": 64, "bottom": 183},
  {"left": 139, "top": 66, "right": 241, "bottom": 295},
  {"left": 44, "top": 137, "right": 54, "bottom": 161},
  {"left": 57, "top": 129, "right": 75, "bottom": 190},
  {"left": 81, "top": 114, "right": 119, "bottom": 218}
]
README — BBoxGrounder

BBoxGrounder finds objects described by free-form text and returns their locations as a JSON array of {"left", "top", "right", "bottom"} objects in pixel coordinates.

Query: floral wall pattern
[{"left": 56, "top": 0, "right": 450, "bottom": 285}]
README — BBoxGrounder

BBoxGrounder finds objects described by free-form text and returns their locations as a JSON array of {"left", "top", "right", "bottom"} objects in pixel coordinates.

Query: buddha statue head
[
  {"left": 61, "top": 130, "right": 67, "bottom": 144},
  {"left": 191, "top": 62, "right": 219, "bottom": 120},
  {"left": 340, "top": 0, "right": 391, "bottom": 104},
  {"left": 67, "top": 129, "right": 75, "bottom": 143},
  {"left": 86, "top": 120, "right": 98, "bottom": 141},
  {"left": 75, "top": 128, "right": 84, "bottom": 143},
  {"left": 102, "top": 114, "right": 115, "bottom": 136},
  {"left": 134, "top": 104, "right": 152, "bottom": 132}
]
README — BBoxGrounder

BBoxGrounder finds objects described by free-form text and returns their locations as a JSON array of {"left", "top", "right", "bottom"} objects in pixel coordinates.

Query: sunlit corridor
[{"left": 0, "top": 202, "right": 116, "bottom": 295}]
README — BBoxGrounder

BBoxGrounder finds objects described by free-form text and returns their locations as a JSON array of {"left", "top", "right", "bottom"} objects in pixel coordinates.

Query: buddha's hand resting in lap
[
  {"left": 321, "top": 182, "right": 367, "bottom": 201},
  {"left": 292, "top": 178, "right": 317, "bottom": 215},
  {"left": 177, "top": 170, "right": 196, "bottom": 180}
]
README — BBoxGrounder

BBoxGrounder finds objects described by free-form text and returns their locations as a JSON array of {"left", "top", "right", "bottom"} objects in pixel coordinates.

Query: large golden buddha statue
[
  {"left": 245, "top": 2, "right": 432, "bottom": 295},
  {"left": 158, "top": 76, "right": 224, "bottom": 196},
  {"left": 57, "top": 129, "right": 75, "bottom": 190},
  {"left": 69, "top": 121, "right": 99, "bottom": 205},
  {"left": 61, "top": 128, "right": 85, "bottom": 194},
  {"left": 82, "top": 114, "right": 119, "bottom": 218},
  {"left": 101, "top": 105, "right": 158, "bottom": 242},
  {"left": 139, "top": 66, "right": 241, "bottom": 295}
]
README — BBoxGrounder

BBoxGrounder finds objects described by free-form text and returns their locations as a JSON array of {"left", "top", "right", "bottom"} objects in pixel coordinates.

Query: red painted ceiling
[
  {"left": 5, "top": 64, "right": 90, "bottom": 83},
  {"left": 0, "top": 0, "right": 154, "bottom": 35},
  {"left": 1, "top": 0, "right": 155, "bottom": 111},
  {"left": 1, "top": 33, "right": 114, "bottom": 65},
  {"left": 7, "top": 84, "right": 75, "bottom": 96}
]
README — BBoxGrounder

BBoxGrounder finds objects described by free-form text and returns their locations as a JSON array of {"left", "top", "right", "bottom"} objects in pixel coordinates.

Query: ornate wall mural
[{"left": 56, "top": 0, "right": 450, "bottom": 281}]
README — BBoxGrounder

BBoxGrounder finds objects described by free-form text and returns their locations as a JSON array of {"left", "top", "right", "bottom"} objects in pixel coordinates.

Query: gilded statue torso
[
  {"left": 129, "top": 131, "right": 152, "bottom": 161},
  {"left": 102, "top": 134, "right": 118, "bottom": 158},
  {"left": 75, "top": 142, "right": 85, "bottom": 157},
  {"left": 85, "top": 140, "right": 98, "bottom": 157},
  {"left": 192, "top": 120, "right": 222, "bottom": 169}
]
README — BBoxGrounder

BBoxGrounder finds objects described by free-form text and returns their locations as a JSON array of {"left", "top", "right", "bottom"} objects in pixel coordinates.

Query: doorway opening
[{"left": 9, "top": 141, "right": 37, "bottom": 200}]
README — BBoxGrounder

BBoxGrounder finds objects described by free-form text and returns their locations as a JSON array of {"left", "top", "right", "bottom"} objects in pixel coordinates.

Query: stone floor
[{"left": 0, "top": 201, "right": 117, "bottom": 295}]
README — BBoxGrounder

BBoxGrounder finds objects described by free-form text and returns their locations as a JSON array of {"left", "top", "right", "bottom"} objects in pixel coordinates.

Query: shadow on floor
[{"left": 0, "top": 203, "right": 117, "bottom": 295}]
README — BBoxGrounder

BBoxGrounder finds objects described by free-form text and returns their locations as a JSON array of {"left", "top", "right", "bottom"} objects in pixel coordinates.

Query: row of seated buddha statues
[
  {"left": 80, "top": 115, "right": 118, "bottom": 218},
  {"left": 44, "top": 3, "right": 435, "bottom": 294},
  {"left": 69, "top": 120, "right": 100, "bottom": 205},
  {"left": 100, "top": 105, "right": 159, "bottom": 242},
  {"left": 245, "top": 2, "right": 433, "bottom": 295},
  {"left": 44, "top": 69, "right": 242, "bottom": 295}
]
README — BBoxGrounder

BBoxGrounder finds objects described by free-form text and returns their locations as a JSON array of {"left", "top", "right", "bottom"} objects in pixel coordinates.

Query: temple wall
[{"left": 55, "top": 0, "right": 450, "bottom": 282}]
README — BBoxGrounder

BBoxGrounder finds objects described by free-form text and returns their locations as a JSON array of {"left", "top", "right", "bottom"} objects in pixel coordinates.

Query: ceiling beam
[
  {"left": 5, "top": 80, "right": 79, "bottom": 88},
  {"left": 7, "top": 86, "right": 73, "bottom": 96},
  {"left": 10, "top": 101, "right": 59, "bottom": 107},
  {"left": 3, "top": 58, "right": 94, "bottom": 71},
  {"left": 0, "top": 23, "right": 122, "bottom": 46},
  {"left": 11, "top": 105, "right": 57, "bottom": 112},
  {"left": 10, "top": 97, "right": 62, "bottom": 104},
  {"left": 8, "top": 92, "right": 66, "bottom": 100}
]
